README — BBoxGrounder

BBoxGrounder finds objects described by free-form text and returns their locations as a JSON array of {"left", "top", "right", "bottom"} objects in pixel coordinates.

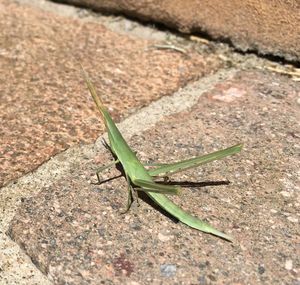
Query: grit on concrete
[{"left": 1, "top": 1, "right": 300, "bottom": 285}]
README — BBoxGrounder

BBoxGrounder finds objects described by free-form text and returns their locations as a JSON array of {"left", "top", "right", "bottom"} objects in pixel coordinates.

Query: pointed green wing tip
[
  {"left": 208, "top": 227, "right": 233, "bottom": 242},
  {"left": 237, "top": 143, "right": 243, "bottom": 149},
  {"left": 206, "top": 229, "right": 232, "bottom": 242},
  {"left": 215, "top": 232, "right": 233, "bottom": 242},
  {"left": 234, "top": 143, "right": 243, "bottom": 153}
]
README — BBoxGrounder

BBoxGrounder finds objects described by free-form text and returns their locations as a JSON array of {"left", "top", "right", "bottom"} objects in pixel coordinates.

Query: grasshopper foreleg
[{"left": 95, "top": 159, "right": 119, "bottom": 184}]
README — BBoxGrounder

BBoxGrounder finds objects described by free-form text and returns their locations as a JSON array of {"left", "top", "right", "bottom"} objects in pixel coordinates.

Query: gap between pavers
[
  {"left": 0, "top": 69, "right": 236, "bottom": 284},
  {"left": 2, "top": 0, "right": 223, "bottom": 188},
  {"left": 14, "top": 0, "right": 172, "bottom": 41}
]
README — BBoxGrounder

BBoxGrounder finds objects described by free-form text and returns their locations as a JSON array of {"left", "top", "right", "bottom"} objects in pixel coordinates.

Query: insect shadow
[{"left": 93, "top": 139, "right": 231, "bottom": 221}]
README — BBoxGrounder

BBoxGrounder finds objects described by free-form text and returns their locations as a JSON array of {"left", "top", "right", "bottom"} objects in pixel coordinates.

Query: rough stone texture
[
  {"left": 0, "top": 70, "right": 234, "bottom": 285},
  {"left": 55, "top": 0, "right": 300, "bottom": 62},
  {"left": 0, "top": 0, "right": 222, "bottom": 188},
  {"left": 8, "top": 70, "right": 300, "bottom": 284}
]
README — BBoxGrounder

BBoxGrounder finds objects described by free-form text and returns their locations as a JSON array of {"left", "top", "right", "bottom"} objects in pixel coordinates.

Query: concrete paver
[
  {"left": 1, "top": 1, "right": 299, "bottom": 284},
  {"left": 54, "top": 0, "right": 300, "bottom": 61},
  {"left": 0, "top": 0, "right": 221, "bottom": 187},
  {"left": 0, "top": 68, "right": 234, "bottom": 284},
  {"left": 7, "top": 70, "right": 300, "bottom": 284}
]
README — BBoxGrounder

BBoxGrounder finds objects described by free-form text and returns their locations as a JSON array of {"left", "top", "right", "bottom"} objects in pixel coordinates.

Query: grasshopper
[{"left": 83, "top": 70, "right": 242, "bottom": 241}]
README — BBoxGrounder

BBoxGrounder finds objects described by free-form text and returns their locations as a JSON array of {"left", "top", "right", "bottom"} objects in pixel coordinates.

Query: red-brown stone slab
[
  {"left": 54, "top": 0, "right": 300, "bottom": 61},
  {"left": 0, "top": 0, "right": 221, "bottom": 187},
  {"left": 8, "top": 70, "right": 300, "bottom": 284}
]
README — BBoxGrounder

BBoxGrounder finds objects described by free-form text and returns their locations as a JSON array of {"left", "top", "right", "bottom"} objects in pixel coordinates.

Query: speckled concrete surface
[
  {"left": 0, "top": 69, "right": 234, "bottom": 284},
  {"left": 0, "top": 0, "right": 222, "bottom": 188},
  {"left": 8, "top": 70, "right": 300, "bottom": 284}
]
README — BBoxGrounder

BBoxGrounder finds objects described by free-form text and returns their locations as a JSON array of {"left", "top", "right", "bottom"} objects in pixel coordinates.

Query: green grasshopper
[{"left": 83, "top": 70, "right": 242, "bottom": 241}]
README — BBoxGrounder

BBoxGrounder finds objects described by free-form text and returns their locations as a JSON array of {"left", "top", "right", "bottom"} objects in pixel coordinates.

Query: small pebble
[
  {"left": 160, "top": 264, "right": 176, "bottom": 277},
  {"left": 258, "top": 264, "right": 265, "bottom": 274},
  {"left": 158, "top": 232, "right": 173, "bottom": 242},
  {"left": 287, "top": 216, "right": 298, "bottom": 223},
  {"left": 280, "top": 191, "right": 292, "bottom": 197},
  {"left": 285, "top": 259, "right": 293, "bottom": 270},
  {"left": 198, "top": 275, "right": 207, "bottom": 285},
  {"left": 127, "top": 282, "right": 140, "bottom": 285}
]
